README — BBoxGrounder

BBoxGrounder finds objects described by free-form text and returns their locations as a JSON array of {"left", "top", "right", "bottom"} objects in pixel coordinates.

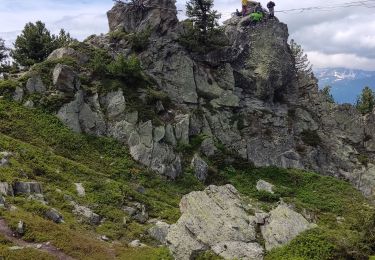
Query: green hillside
[{"left": 0, "top": 99, "right": 374, "bottom": 259}]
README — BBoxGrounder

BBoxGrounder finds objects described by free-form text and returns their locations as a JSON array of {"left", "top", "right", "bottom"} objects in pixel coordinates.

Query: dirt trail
[{"left": 0, "top": 218, "right": 75, "bottom": 260}]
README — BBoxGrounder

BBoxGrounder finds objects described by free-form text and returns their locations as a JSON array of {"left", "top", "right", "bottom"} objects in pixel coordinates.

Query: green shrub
[
  {"left": 178, "top": 20, "right": 229, "bottom": 53},
  {"left": 357, "top": 154, "right": 369, "bottom": 167},
  {"left": 128, "top": 29, "right": 151, "bottom": 52},
  {"left": 356, "top": 86, "right": 375, "bottom": 115},
  {"left": 11, "top": 21, "right": 74, "bottom": 67},
  {"left": 38, "top": 93, "right": 73, "bottom": 113},
  {"left": 195, "top": 250, "right": 223, "bottom": 260},
  {"left": 109, "top": 29, "right": 128, "bottom": 42},
  {"left": 88, "top": 49, "right": 112, "bottom": 76},
  {"left": 321, "top": 86, "right": 335, "bottom": 103},
  {"left": 145, "top": 88, "right": 171, "bottom": 107},
  {"left": 0, "top": 80, "right": 18, "bottom": 98},
  {"left": 266, "top": 229, "right": 336, "bottom": 260},
  {"left": 255, "top": 190, "right": 280, "bottom": 202},
  {"left": 301, "top": 130, "right": 321, "bottom": 147},
  {"left": 106, "top": 55, "right": 142, "bottom": 80}
]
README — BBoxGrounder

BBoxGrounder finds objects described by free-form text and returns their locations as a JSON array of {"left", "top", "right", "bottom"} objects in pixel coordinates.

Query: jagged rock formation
[{"left": 13, "top": 0, "right": 375, "bottom": 198}]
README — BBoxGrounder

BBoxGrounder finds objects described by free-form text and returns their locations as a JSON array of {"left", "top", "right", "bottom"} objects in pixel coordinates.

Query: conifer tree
[
  {"left": 185, "top": 0, "right": 221, "bottom": 43},
  {"left": 321, "top": 85, "right": 335, "bottom": 103},
  {"left": 0, "top": 38, "right": 8, "bottom": 63},
  {"left": 11, "top": 21, "right": 75, "bottom": 67},
  {"left": 356, "top": 86, "right": 375, "bottom": 115},
  {"left": 290, "top": 39, "right": 312, "bottom": 76}
]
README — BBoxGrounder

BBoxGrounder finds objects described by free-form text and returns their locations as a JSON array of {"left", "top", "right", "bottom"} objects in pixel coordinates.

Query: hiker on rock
[
  {"left": 254, "top": 2, "right": 263, "bottom": 14},
  {"left": 267, "top": 1, "right": 276, "bottom": 18},
  {"left": 242, "top": 0, "right": 249, "bottom": 16}
]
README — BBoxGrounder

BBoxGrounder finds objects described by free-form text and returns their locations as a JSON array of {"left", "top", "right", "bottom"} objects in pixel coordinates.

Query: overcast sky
[{"left": 1, "top": 0, "right": 375, "bottom": 70}]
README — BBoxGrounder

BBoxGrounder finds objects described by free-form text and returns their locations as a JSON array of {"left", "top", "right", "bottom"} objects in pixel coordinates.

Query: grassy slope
[{"left": 0, "top": 99, "right": 374, "bottom": 259}]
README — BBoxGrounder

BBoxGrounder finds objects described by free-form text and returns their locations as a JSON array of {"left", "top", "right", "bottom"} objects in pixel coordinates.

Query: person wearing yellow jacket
[{"left": 242, "top": 0, "right": 248, "bottom": 16}]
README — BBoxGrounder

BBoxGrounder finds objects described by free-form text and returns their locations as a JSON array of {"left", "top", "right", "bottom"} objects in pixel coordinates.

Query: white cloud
[{"left": 307, "top": 51, "right": 375, "bottom": 70}]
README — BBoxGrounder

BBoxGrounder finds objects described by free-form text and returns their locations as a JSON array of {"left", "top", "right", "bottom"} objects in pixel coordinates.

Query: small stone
[
  {"left": 0, "top": 182, "right": 14, "bottom": 196},
  {"left": 133, "top": 211, "right": 149, "bottom": 224},
  {"left": 74, "top": 183, "right": 86, "bottom": 197},
  {"left": 156, "top": 100, "right": 165, "bottom": 113},
  {"left": 45, "top": 208, "right": 64, "bottom": 223},
  {"left": 13, "top": 87, "right": 24, "bottom": 102},
  {"left": 128, "top": 240, "right": 146, "bottom": 248},
  {"left": 123, "top": 206, "right": 137, "bottom": 216},
  {"left": 72, "top": 202, "right": 101, "bottom": 225},
  {"left": 0, "top": 195, "right": 5, "bottom": 207},
  {"left": 23, "top": 100, "right": 34, "bottom": 108},
  {"left": 148, "top": 221, "right": 170, "bottom": 244},
  {"left": 101, "top": 235, "right": 110, "bottom": 242},
  {"left": 256, "top": 180, "right": 275, "bottom": 194},
  {"left": 9, "top": 246, "right": 24, "bottom": 251},
  {"left": 16, "top": 220, "right": 25, "bottom": 236},
  {"left": 136, "top": 186, "right": 146, "bottom": 194},
  {"left": 0, "top": 152, "right": 12, "bottom": 168},
  {"left": 9, "top": 205, "right": 18, "bottom": 212}
]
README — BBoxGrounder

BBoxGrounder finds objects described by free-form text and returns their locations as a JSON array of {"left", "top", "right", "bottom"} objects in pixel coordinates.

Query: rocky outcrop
[
  {"left": 107, "top": 0, "right": 178, "bottom": 35},
  {"left": 16, "top": 0, "right": 375, "bottom": 197},
  {"left": 166, "top": 185, "right": 263, "bottom": 260}
]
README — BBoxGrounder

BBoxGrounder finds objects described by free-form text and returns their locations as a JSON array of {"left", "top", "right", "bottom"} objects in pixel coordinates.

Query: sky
[{"left": 1, "top": 0, "right": 375, "bottom": 70}]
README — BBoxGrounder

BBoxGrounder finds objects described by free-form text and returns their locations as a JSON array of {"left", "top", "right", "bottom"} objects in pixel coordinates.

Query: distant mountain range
[{"left": 314, "top": 68, "right": 375, "bottom": 104}]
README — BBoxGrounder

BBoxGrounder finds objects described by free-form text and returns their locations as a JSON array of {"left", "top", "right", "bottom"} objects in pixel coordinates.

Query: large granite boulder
[
  {"left": 166, "top": 185, "right": 263, "bottom": 260},
  {"left": 261, "top": 203, "right": 317, "bottom": 250},
  {"left": 26, "top": 75, "right": 46, "bottom": 94},
  {"left": 48, "top": 47, "right": 89, "bottom": 65},
  {"left": 53, "top": 64, "right": 80, "bottom": 93},
  {"left": 13, "top": 182, "right": 43, "bottom": 195}
]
